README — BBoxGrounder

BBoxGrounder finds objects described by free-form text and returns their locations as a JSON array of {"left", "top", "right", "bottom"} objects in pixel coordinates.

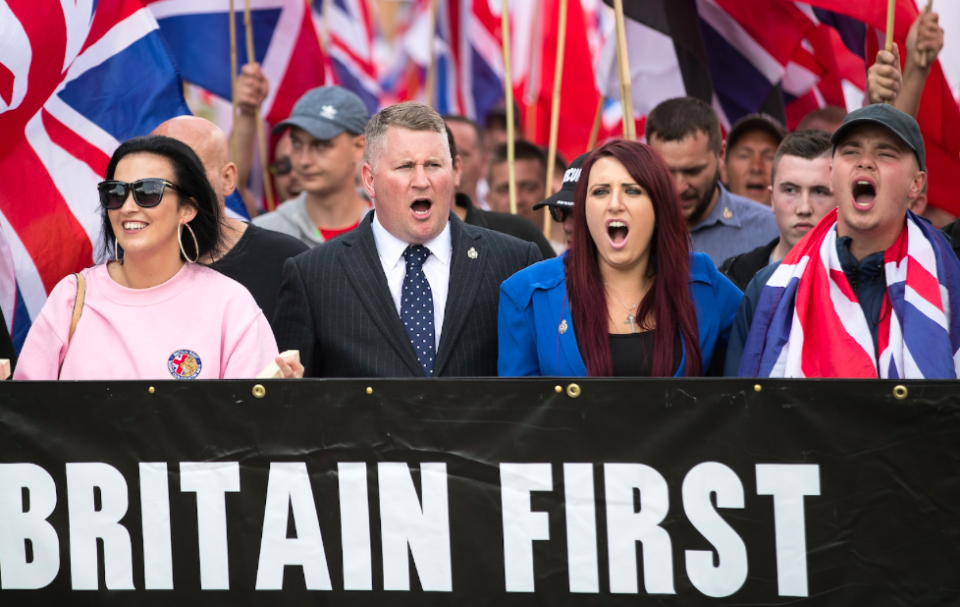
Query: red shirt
[{"left": 318, "top": 221, "right": 361, "bottom": 241}]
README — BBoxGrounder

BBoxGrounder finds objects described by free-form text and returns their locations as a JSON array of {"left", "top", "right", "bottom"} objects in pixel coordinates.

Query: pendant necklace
[{"left": 603, "top": 281, "right": 645, "bottom": 334}]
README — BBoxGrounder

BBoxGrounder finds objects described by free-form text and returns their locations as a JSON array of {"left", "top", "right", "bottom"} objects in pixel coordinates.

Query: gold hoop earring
[{"left": 178, "top": 223, "right": 199, "bottom": 263}]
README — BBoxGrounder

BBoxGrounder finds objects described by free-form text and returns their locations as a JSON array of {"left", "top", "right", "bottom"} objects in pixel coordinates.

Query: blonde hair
[{"left": 364, "top": 101, "right": 450, "bottom": 170}]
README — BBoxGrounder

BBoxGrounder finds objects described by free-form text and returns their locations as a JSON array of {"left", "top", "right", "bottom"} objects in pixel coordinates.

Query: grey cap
[
  {"left": 272, "top": 86, "right": 370, "bottom": 140},
  {"left": 726, "top": 113, "right": 787, "bottom": 151},
  {"left": 533, "top": 152, "right": 590, "bottom": 211},
  {"left": 831, "top": 104, "right": 925, "bottom": 172}
]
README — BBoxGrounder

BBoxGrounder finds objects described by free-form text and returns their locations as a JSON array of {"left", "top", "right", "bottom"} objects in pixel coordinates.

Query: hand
[
  {"left": 867, "top": 43, "right": 902, "bottom": 104},
  {"left": 906, "top": 11, "right": 944, "bottom": 70},
  {"left": 236, "top": 63, "right": 269, "bottom": 115},
  {"left": 274, "top": 353, "right": 304, "bottom": 379}
]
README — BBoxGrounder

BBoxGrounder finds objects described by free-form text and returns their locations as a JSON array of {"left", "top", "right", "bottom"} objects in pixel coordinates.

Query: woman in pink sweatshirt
[{"left": 15, "top": 136, "right": 301, "bottom": 380}]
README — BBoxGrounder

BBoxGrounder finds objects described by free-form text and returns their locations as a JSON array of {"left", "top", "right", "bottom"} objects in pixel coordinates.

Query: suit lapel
[
  {"left": 434, "top": 218, "right": 485, "bottom": 375},
  {"left": 339, "top": 218, "right": 425, "bottom": 376}
]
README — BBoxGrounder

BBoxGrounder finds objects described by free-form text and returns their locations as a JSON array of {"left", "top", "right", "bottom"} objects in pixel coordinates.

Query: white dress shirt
[{"left": 371, "top": 213, "right": 452, "bottom": 349}]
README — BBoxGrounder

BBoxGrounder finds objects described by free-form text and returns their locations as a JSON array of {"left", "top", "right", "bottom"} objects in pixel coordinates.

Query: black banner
[{"left": 0, "top": 379, "right": 958, "bottom": 605}]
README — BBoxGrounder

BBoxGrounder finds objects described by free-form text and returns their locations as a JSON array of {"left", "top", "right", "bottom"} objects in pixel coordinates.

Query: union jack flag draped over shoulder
[
  {"left": 0, "top": 0, "right": 192, "bottom": 352},
  {"left": 739, "top": 209, "right": 960, "bottom": 379}
]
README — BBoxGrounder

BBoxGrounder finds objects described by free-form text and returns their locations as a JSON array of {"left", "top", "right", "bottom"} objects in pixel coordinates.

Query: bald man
[{"left": 152, "top": 116, "right": 308, "bottom": 325}]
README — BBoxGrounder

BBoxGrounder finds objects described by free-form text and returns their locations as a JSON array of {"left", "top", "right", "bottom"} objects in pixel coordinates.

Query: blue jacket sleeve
[{"left": 498, "top": 280, "right": 542, "bottom": 377}]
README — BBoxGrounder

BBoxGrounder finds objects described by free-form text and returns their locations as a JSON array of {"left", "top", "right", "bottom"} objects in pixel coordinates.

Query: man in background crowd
[
  {"left": 721, "top": 113, "right": 786, "bottom": 206},
  {"left": 445, "top": 127, "right": 555, "bottom": 259},
  {"left": 443, "top": 115, "right": 490, "bottom": 210},
  {"left": 487, "top": 141, "right": 566, "bottom": 254},
  {"left": 533, "top": 152, "right": 587, "bottom": 249},
  {"left": 232, "top": 64, "right": 303, "bottom": 210},
  {"left": 151, "top": 116, "right": 308, "bottom": 324},
  {"left": 796, "top": 105, "right": 847, "bottom": 133},
  {"left": 272, "top": 102, "right": 542, "bottom": 377},
  {"left": 720, "top": 129, "right": 835, "bottom": 290},
  {"left": 253, "top": 86, "right": 370, "bottom": 247},
  {"left": 646, "top": 97, "right": 779, "bottom": 267}
]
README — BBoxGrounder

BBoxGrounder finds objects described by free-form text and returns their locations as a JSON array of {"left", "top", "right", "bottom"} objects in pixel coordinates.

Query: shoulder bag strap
[{"left": 58, "top": 273, "right": 85, "bottom": 379}]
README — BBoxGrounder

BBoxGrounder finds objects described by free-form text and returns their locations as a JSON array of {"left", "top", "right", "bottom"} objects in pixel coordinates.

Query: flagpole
[
  {"left": 524, "top": 0, "right": 541, "bottom": 142},
  {"left": 229, "top": 0, "right": 239, "bottom": 161},
  {"left": 612, "top": 0, "right": 635, "bottom": 140},
  {"left": 244, "top": 0, "right": 276, "bottom": 212},
  {"left": 543, "top": 0, "right": 568, "bottom": 238},
  {"left": 425, "top": 0, "right": 439, "bottom": 108},
  {"left": 587, "top": 96, "right": 604, "bottom": 151},
  {"left": 501, "top": 0, "right": 517, "bottom": 215},
  {"left": 884, "top": 0, "right": 895, "bottom": 53}
]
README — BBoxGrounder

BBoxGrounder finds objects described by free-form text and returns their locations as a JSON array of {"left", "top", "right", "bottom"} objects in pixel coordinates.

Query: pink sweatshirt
[{"left": 14, "top": 263, "right": 278, "bottom": 380}]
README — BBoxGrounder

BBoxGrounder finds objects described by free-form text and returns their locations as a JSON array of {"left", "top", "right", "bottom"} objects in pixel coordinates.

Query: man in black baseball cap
[
  {"left": 722, "top": 113, "right": 787, "bottom": 206},
  {"left": 533, "top": 152, "right": 588, "bottom": 247},
  {"left": 253, "top": 86, "right": 371, "bottom": 247},
  {"left": 725, "top": 103, "right": 948, "bottom": 378}
]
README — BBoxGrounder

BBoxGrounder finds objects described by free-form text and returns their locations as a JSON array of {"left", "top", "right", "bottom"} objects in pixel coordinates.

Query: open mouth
[
  {"left": 122, "top": 221, "right": 148, "bottom": 232},
  {"left": 411, "top": 198, "right": 432, "bottom": 216},
  {"left": 745, "top": 183, "right": 767, "bottom": 194},
  {"left": 852, "top": 180, "right": 877, "bottom": 208},
  {"left": 607, "top": 220, "right": 629, "bottom": 247}
]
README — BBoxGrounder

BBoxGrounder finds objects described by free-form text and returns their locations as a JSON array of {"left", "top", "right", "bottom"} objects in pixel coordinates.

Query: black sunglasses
[
  {"left": 97, "top": 179, "right": 182, "bottom": 210},
  {"left": 269, "top": 157, "right": 292, "bottom": 177},
  {"left": 549, "top": 206, "right": 571, "bottom": 223}
]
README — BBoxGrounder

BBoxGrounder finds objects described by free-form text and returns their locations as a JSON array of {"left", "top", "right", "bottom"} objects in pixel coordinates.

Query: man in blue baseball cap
[{"left": 254, "top": 86, "right": 371, "bottom": 247}]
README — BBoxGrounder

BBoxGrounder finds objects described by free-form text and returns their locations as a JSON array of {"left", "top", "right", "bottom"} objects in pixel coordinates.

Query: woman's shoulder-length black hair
[{"left": 100, "top": 134, "right": 224, "bottom": 263}]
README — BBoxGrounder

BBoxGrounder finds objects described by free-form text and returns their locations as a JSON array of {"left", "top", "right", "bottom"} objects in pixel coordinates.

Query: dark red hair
[{"left": 565, "top": 139, "right": 702, "bottom": 376}]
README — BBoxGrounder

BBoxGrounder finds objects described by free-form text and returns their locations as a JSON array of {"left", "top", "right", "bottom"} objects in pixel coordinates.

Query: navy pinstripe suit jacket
[{"left": 272, "top": 211, "right": 543, "bottom": 377}]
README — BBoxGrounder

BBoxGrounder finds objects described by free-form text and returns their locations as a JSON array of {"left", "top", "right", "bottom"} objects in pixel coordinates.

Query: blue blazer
[{"left": 498, "top": 252, "right": 743, "bottom": 376}]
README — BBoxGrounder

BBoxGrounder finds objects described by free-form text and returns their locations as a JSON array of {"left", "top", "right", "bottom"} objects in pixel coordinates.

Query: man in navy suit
[{"left": 272, "top": 102, "right": 542, "bottom": 377}]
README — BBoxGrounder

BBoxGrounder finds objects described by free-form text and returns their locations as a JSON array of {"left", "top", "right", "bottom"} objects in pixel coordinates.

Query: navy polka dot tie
[{"left": 401, "top": 245, "right": 436, "bottom": 376}]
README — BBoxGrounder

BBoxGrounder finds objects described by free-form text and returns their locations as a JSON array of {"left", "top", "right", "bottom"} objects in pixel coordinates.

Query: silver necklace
[{"left": 603, "top": 281, "right": 644, "bottom": 334}]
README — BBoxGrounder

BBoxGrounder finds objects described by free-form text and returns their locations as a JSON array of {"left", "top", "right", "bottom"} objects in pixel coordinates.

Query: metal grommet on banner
[
  {"left": 754, "top": 384, "right": 762, "bottom": 392},
  {"left": 554, "top": 385, "right": 562, "bottom": 393},
  {"left": 893, "top": 385, "right": 908, "bottom": 400},
  {"left": 252, "top": 384, "right": 266, "bottom": 399},
  {"left": 567, "top": 383, "right": 581, "bottom": 398},
  {"left": 148, "top": 386, "right": 155, "bottom": 394},
  {"left": 366, "top": 387, "right": 373, "bottom": 395}
]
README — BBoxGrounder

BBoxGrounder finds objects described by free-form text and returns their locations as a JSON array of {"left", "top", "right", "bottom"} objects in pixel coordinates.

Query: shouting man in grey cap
[
  {"left": 726, "top": 104, "right": 960, "bottom": 379},
  {"left": 254, "top": 86, "right": 371, "bottom": 247}
]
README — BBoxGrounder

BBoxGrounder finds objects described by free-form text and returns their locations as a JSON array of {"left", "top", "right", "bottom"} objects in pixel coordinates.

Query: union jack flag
[
  {"left": 145, "top": 0, "right": 327, "bottom": 128},
  {"left": 740, "top": 209, "right": 960, "bottom": 379},
  {"left": 313, "top": 0, "right": 380, "bottom": 115},
  {"left": 0, "top": 0, "right": 192, "bottom": 352}
]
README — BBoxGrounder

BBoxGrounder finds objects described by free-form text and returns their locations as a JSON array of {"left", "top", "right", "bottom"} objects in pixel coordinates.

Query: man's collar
[
  {"left": 693, "top": 184, "right": 741, "bottom": 231},
  {"left": 371, "top": 212, "right": 453, "bottom": 269}
]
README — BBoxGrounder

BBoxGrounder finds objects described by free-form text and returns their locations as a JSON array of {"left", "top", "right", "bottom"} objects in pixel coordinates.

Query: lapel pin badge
[
  {"left": 559, "top": 319, "right": 568, "bottom": 334},
  {"left": 467, "top": 247, "right": 478, "bottom": 259},
  {"left": 723, "top": 207, "right": 733, "bottom": 220}
]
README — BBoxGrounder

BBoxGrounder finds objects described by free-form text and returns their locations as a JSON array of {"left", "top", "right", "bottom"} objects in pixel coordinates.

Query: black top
[
  {"left": 941, "top": 219, "right": 960, "bottom": 261},
  {"left": 208, "top": 223, "right": 309, "bottom": 327},
  {"left": 457, "top": 193, "right": 557, "bottom": 260},
  {"left": 0, "top": 306, "right": 15, "bottom": 374},
  {"left": 608, "top": 330, "right": 682, "bottom": 377},
  {"left": 718, "top": 237, "right": 779, "bottom": 291}
]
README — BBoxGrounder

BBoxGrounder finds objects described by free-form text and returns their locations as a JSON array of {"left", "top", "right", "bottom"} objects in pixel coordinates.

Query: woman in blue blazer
[{"left": 498, "top": 140, "right": 742, "bottom": 377}]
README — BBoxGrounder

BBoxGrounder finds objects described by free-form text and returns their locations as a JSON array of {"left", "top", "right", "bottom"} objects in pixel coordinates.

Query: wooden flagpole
[
  {"left": 244, "top": 0, "right": 275, "bottom": 212},
  {"left": 543, "top": 0, "right": 569, "bottom": 238},
  {"left": 425, "top": 0, "right": 439, "bottom": 108},
  {"left": 885, "top": 0, "right": 896, "bottom": 53},
  {"left": 612, "top": 0, "right": 635, "bottom": 140},
  {"left": 501, "top": 0, "right": 517, "bottom": 215},
  {"left": 587, "top": 96, "right": 604, "bottom": 151},
  {"left": 229, "top": 0, "right": 239, "bottom": 161}
]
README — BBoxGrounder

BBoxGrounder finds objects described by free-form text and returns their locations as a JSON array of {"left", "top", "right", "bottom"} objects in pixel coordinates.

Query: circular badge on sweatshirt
[{"left": 168, "top": 350, "right": 202, "bottom": 380}]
